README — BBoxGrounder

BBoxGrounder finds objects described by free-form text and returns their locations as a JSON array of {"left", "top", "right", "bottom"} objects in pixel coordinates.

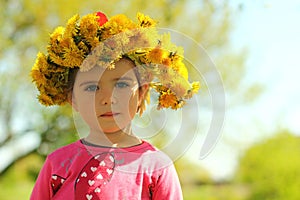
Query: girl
[{"left": 30, "top": 11, "right": 199, "bottom": 200}]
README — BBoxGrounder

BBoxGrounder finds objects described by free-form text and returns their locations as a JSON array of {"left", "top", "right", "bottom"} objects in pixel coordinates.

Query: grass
[{"left": 182, "top": 183, "right": 250, "bottom": 200}]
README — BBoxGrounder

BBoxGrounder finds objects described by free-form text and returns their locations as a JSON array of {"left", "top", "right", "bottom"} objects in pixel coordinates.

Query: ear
[{"left": 67, "top": 91, "right": 78, "bottom": 112}]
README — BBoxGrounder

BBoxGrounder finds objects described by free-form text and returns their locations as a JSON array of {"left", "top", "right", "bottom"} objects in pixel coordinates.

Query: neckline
[{"left": 80, "top": 139, "right": 145, "bottom": 149}]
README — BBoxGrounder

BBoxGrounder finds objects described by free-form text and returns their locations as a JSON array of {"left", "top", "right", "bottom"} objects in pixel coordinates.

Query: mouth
[{"left": 99, "top": 112, "right": 120, "bottom": 118}]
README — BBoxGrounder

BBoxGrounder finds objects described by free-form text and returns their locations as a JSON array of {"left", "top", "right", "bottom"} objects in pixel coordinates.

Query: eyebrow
[
  {"left": 79, "top": 77, "right": 135, "bottom": 87},
  {"left": 113, "top": 76, "right": 134, "bottom": 82},
  {"left": 79, "top": 81, "right": 98, "bottom": 87}
]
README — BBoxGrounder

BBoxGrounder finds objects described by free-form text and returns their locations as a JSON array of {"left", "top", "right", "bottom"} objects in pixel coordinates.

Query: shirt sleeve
[
  {"left": 152, "top": 164, "right": 183, "bottom": 200},
  {"left": 30, "top": 156, "right": 53, "bottom": 200}
]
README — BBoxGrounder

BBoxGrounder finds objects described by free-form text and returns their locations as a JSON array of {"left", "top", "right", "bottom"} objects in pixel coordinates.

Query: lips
[{"left": 99, "top": 112, "right": 120, "bottom": 117}]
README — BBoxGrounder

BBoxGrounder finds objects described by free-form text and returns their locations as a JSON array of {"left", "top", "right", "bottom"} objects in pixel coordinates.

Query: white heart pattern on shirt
[
  {"left": 99, "top": 161, "right": 105, "bottom": 166},
  {"left": 94, "top": 188, "right": 101, "bottom": 193},
  {"left": 86, "top": 194, "right": 93, "bottom": 200},
  {"left": 96, "top": 174, "right": 103, "bottom": 180},
  {"left": 75, "top": 152, "right": 116, "bottom": 200},
  {"left": 88, "top": 180, "right": 95, "bottom": 186},
  {"left": 106, "top": 169, "right": 113, "bottom": 175},
  {"left": 50, "top": 174, "right": 66, "bottom": 196}
]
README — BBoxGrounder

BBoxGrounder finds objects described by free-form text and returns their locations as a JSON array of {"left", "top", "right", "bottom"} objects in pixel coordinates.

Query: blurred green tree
[
  {"left": 0, "top": 3, "right": 258, "bottom": 199},
  {"left": 235, "top": 131, "right": 300, "bottom": 200},
  {"left": 0, "top": 0, "right": 246, "bottom": 171}
]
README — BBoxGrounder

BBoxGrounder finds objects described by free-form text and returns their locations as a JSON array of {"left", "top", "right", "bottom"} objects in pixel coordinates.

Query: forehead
[{"left": 76, "top": 58, "right": 136, "bottom": 82}]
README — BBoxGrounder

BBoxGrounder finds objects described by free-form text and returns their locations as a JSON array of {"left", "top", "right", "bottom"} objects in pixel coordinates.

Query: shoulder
[
  {"left": 141, "top": 140, "right": 170, "bottom": 158},
  {"left": 138, "top": 140, "right": 157, "bottom": 151},
  {"left": 47, "top": 140, "right": 83, "bottom": 161},
  {"left": 137, "top": 141, "right": 175, "bottom": 171},
  {"left": 42, "top": 140, "right": 88, "bottom": 176}
]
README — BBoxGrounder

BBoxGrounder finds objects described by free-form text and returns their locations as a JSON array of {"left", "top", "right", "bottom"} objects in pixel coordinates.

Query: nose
[{"left": 98, "top": 87, "right": 117, "bottom": 105}]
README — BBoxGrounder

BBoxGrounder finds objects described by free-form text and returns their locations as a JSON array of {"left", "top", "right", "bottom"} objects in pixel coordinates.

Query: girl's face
[{"left": 71, "top": 58, "right": 147, "bottom": 134}]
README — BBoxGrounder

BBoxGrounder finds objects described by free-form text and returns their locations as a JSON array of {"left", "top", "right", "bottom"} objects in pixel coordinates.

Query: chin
[{"left": 102, "top": 129, "right": 124, "bottom": 134}]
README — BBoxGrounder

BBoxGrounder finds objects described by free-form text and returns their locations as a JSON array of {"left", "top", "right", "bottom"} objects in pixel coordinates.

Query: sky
[
  {"left": 187, "top": 0, "right": 300, "bottom": 180},
  {"left": 229, "top": 0, "right": 300, "bottom": 137}
]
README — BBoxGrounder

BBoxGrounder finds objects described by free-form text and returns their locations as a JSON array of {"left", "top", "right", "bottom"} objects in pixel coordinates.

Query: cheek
[
  {"left": 117, "top": 89, "right": 139, "bottom": 116},
  {"left": 75, "top": 94, "right": 97, "bottom": 115}
]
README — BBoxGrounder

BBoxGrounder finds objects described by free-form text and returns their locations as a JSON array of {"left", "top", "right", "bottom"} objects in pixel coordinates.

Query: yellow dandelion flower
[
  {"left": 52, "top": 93, "right": 68, "bottom": 105},
  {"left": 44, "top": 83, "right": 61, "bottom": 95},
  {"left": 170, "top": 77, "right": 190, "bottom": 97},
  {"left": 48, "top": 41, "right": 63, "bottom": 57},
  {"left": 62, "top": 45, "right": 85, "bottom": 67},
  {"left": 172, "top": 61, "right": 188, "bottom": 80},
  {"left": 191, "top": 81, "right": 200, "bottom": 93},
  {"left": 47, "top": 64, "right": 66, "bottom": 73},
  {"left": 132, "top": 27, "right": 158, "bottom": 49},
  {"left": 147, "top": 48, "right": 168, "bottom": 64},
  {"left": 104, "top": 37, "right": 119, "bottom": 50},
  {"left": 158, "top": 92, "right": 179, "bottom": 109},
  {"left": 47, "top": 38, "right": 65, "bottom": 66},
  {"left": 185, "top": 81, "right": 200, "bottom": 99},
  {"left": 137, "top": 12, "right": 157, "bottom": 28},
  {"left": 102, "top": 14, "right": 137, "bottom": 38},
  {"left": 88, "top": 37, "right": 101, "bottom": 49},
  {"left": 38, "top": 93, "right": 54, "bottom": 106},
  {"left": 109, "top": 22, "right": 122, "bottom": 35},
  {"left": 48, "top": 51, "right": 64, "bottom": 66},
  {"left": 80, "top": 54, "right": 98, "bottom": 72},
  {"left": 151, "top": 83, "right": 168, "bottom": 93},
  {"left": 162, "top": 58, "right": 172, "bottom": 66},
  {"left": 52, "top": 37, "right": 84, "bottom": 67},
  {"left": 138, "top": 53, "right": 150, "bottom": 64},
  {"left": 49, "top": 26, "right": 64, "bottom": 44},
  {"left": 80, "top": 13, "right": 99, "bottom": 38},
  {"left": 31, "top": 69, "right": 47, "bottom": 86},
  {"left": 158, "top": 66, "right": 176, "bottom": 84},
  {"left": 100, "top": 28, "right": 112, "bottom": 40},
  {"left": 33, "top": 52, "right": 47, "bottom": 71},
  {"left": 90, "top": 42, "right": 104, "bottom": 57},
  {"left": 95, "top": 60, "right": 110, "bottom": 70},
  {"left": 59, "top": 37, "right": 72, "bottom": 49},
  {"left": 170, "top": 53, "right": 183, "bottom": 63},
  {"left": 112, "top": 32, "right": 133, "bottom": 52},
  {"left": 77, "top": 41, "right": 89, "bottom": 53},
  {"left": 64, "top": 14, "right": 79, "bottom": 38},
  {"left": 111, "top": 14, "right": 136, "bottom": 29},
  {"left": 160, "top": 33, "right": 184, "bottom": 55}
]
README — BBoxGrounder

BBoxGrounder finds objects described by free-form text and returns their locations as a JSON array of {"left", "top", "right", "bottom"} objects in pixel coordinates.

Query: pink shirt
[{"left": 30, "top": 140, "right": 183, "bottom": 200}]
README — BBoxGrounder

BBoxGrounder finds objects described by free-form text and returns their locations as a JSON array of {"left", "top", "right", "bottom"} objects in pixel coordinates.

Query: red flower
[{"left": 96, "top": 12, "right": 108, "bottom": 26}]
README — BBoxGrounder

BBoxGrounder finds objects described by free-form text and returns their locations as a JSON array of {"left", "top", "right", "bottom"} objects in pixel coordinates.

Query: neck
[{"left": 85, "top": 126, "right": 141, "bottom": 148}]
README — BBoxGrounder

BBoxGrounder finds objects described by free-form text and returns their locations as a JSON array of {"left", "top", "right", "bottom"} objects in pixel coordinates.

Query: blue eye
[
  {"left": 85, "top": 85, "right": 99, "bottom": 91},
  {"left": 115, "top": 82, "right": 129, "bottom": 88}
]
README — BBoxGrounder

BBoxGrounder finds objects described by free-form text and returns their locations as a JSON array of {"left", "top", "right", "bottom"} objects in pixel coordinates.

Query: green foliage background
[
  {"left": 2, "top": 0, "right": 298, "bottom": 200},
  {"left": 235, "top": 132, "right": 300, "bottom": 200},
  {"left": 1, "top": 0, "right": 238, "bottom": 199}
]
